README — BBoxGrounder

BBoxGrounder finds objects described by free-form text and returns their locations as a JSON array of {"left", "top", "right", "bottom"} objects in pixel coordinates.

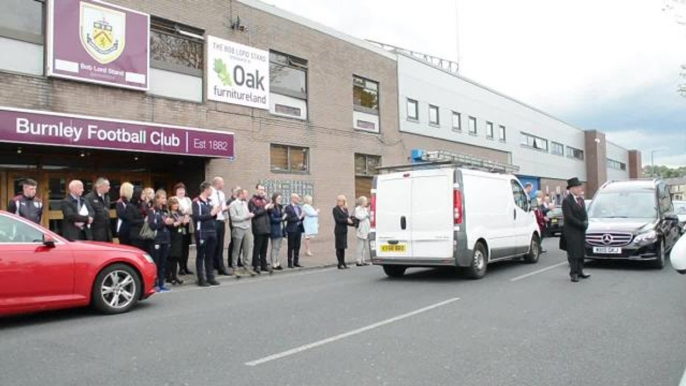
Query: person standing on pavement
[
  {"left": 148, "top": 190, "right": 174, "bottom": 292},
  {"left": 302, "top": 195, "right": 319, "bottom": 257},
  {"left": 174, "top": 183, "right": 194, "bottom": 275},
  {"left": 192, "top": 182, "right": 222, "bottom": 287},
  {"left": 116, "top": 183, "right": 134, "bottom": 246},
  {"left": 166, "top": 197, "right": 186, "bottom": 285},
  {"left": 210, "top": 177, "right": 231, "bottom": 276},
  {"left": 249, "top": 184, "right": 274, "bottom": 274},
  {"left": 229, "top": 189, "right": 255, "bottom": 277},
  {"left": 285, "top": 194, "right": 304, "bottom": 268},
  {"left": 354, "top": 196, "right": 371, "bottom": 266},
  {"left": 125, "top": 187, "right": 147, "bottom": 251},
  {"left": 534, "top": 191, "right": 549, "bottom": 254},
  {"left": 332, "top": 195, "right": 354, "bottom": 270},
  {"left": 226, "top": 186, "right": 241, "bottom": 269},
  {"left": 561, "top": 177, "right": 590, "bottom": 283},
  {"left": 8, "top": 178, "right": 43, "bottom": 224},
  {"left": 269, "top": 193, "right": 287, "bottom": 271},
  {"left": 61, "top": 180, "right": 94, "bottom": 241},
  {"left": 84, "top": 178, "right": 112, "bottom": 242}
]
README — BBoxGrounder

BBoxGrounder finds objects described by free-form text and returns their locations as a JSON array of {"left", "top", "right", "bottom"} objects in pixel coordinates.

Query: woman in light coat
[
  {"left": 354, "top": 196, "right": 371, "bottom": 266},
  {"left": 302, "top": 195, "right": 319, "bottom": 256}
]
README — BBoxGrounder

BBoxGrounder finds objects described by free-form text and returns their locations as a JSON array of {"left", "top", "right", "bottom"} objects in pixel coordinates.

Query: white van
[{"left": 369, "top": 166, "right": 541, "bottom": 279}]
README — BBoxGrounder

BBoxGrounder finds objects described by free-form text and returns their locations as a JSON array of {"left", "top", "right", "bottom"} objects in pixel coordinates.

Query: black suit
[
  {"left": 333, "top": 206, "right": 353, "bottom": 267},
  {"left": 561, "top": 194, "right": 588, "bottom": 277},
  {"left": 61, "top": 195, "right": 94, "bottom": 241},
  {"left": 285, "top": 204, "right": 303, "bottom": 267},
  {"left": 84, "top": 191, "right": 112, "bottom": 242}
]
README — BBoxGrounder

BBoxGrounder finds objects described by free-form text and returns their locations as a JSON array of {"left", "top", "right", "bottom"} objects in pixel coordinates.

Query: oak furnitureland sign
[
  {"left": 207, "top": 36, "right": 270, "bottom": 110},
  {"left": 46, "top": 0, "right": 150, "bottom": 91},
  {"left": 0, "top": 107, "right": 235, "bottom": 159}
]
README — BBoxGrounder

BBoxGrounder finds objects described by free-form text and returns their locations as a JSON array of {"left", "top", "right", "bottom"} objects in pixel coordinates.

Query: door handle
[
  {"left": 514, "top": 209, "right": 517, "bottom": 220},
  {"left": 400, "top": 216, "right": 407, "bottom": 230}
]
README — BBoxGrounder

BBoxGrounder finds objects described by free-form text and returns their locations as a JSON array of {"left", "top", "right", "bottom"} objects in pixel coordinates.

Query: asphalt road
[{"left": 2, "top": 239, "right": 685, "bottom": 386}]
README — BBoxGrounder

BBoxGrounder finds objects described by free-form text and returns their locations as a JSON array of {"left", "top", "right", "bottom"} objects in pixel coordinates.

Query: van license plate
[
  {"left": 593, "top": 247, "right": 621, "bottom": 254},
  {"left": 380, "top": 244, "right": 406, "bottom": 253}
]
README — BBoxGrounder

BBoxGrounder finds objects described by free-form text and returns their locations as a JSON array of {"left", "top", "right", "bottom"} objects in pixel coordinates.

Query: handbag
[{"left": 139, "top": 221, "right": 157, "bottom": 240}]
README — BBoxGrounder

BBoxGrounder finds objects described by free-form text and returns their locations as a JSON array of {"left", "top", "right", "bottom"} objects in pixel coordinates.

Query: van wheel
[
  {"left": 91, "top": 264, "right": 141, "bottom": 314},
  {"left": 465, "top": 243, "right": 487, "bottom": 280},
  {"left": 650, "top": 239, "right": 665, "bottom": 270},
  {"left": 382, "top": 265, "right": 407, "bottom": 278},
  {"left": 523, "top": 234, "right": 541, "bottom": 264}
]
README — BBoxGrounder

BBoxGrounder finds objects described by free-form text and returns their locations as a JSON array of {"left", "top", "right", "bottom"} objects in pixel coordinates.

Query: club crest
[{"left": 80, "top": 2, "right": 126, "bottom": 64}]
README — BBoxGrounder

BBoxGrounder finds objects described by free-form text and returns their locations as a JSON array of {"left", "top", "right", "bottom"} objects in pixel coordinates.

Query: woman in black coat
[
  {"left": 166, "top": 197, "right": 186, "bottom": 285},
  {"left": 332, "top": 195, "right": 355, "bottom": 269},
  {"left": 124, "top": 187, "right": 146, "bottom": 251}
]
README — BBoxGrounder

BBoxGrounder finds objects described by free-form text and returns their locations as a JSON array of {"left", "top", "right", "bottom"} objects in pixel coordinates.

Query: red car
[{"left": 0, "top": 211, "right": 157, "bottom": 317}]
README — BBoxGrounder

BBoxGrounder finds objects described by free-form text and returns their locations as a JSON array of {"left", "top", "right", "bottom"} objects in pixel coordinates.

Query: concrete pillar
[
  {"left": 584, "top": 130, "right": 607, "bottom": 198},
  {"left": 628, "top": 150, "right": 643, "bottom": 179}
]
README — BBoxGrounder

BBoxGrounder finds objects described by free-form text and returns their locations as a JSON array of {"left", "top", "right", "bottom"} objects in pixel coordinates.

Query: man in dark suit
[
  {"left": 61, "top": 180, "right": 94, "bottom": 242},
  {"left": 561, "top": 177, "right": 590, "bottom": 282},
  {"left": 285, "top": 194, "right": 304, "bottom": 268},
  {"left": 84, "top": 178, "right": 112, "bottom": 242}
]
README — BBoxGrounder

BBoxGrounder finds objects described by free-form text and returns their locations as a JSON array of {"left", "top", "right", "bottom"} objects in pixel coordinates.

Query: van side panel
[{"left": 463, "top": 171, "right": 516, "bottom": 259}]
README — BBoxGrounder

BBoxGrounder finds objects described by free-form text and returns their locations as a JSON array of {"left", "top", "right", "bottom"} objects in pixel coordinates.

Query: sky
[{"left": 262, "top": 0, "right": 686, "bottom": 167}]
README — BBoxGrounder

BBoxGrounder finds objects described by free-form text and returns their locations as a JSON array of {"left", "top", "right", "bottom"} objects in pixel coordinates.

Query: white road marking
[
  {"left": 680, "top": 365, "right": 686, "bottom": 386},
  {"left": 245, "top": 297, "right": 461, "bottom": 367},
  {"left": 510, "top": 262, "right": 568, "bottom": 282}
]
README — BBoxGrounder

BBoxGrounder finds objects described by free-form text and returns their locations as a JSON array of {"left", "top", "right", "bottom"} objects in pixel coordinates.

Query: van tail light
[
  {"left": 370, "top": 193, "right": 377, "bottom": 228},
  {"left": 453, "top": 189, "right": 463, "bottom": 225}
]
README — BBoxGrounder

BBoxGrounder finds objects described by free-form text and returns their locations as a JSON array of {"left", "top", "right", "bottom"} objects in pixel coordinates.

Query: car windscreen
[{"left": 588, "top": 191, "right": 657, "bottom": 219}]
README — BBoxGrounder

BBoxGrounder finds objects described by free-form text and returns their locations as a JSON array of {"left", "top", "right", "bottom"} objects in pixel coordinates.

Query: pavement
[{"left": 1, "top": 238, "right": 686, "bottom": 386}]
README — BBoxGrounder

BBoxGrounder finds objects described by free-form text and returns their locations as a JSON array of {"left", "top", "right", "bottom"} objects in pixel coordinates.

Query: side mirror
[{"left": 43, "top": 235, "right": 56, "bottom": 248}]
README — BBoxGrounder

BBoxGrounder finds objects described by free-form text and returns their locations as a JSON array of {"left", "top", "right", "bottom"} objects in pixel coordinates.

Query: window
[
  {"left": 510, "top": 180, "right": 529, "bottom": 211},
  {"left": 407, "top": 99, "right": 419, "bottom": 120},
  {"left": 520, "top": 132, "right": 549, "bottom": 152},
  {"left": 607, "top": 159, "right": 627, "bottom": 171},
  {"left": 468, "top": 116, "right": 477, "bottom": 134},
  {"left": 0, "top": 0, "right": 43, "bottom": 44},
  {"left": 499, "top": 125, "right": 506, "bottom": 142},
  {"left": 486, "top": 121, "right": 494, "bottom": 139},
  {"left": 355, "top": 154, "right": 381, "bottom": 201},
  {"left": 566, "top": 146, "right": 584, "bottom": 160},
  {"left": 552, "top": 142, "right": 564, "bottom": 156},
  {"left": 353, "top": 76, "right": 379, "bottom": 114},
  {"left": 150, "top": 17, "right": 204, "bottom": 76},
  {"left": 429, "top": 105, "right": 440, "bottom": 125},
  {"left": 0, "top": 215, "right": 44, "bottom": 244},
  {"left": 270, "top": 144, "right": 309, "bottom": 173},
  {"left": 452, "top": 112, "right": 462, "bottom": 131},
  {"left": 270, "top": 51, "right": 308, "bottom": 100}
]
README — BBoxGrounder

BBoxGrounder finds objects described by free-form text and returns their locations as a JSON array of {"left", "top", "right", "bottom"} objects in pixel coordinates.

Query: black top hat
[{"left": 566, "top": 177, "right": 582, "bottom": 189}]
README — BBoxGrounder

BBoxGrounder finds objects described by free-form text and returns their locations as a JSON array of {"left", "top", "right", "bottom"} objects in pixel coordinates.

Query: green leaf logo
[{"left": 214, "top": 58, "right": 232, "bottom": 86}]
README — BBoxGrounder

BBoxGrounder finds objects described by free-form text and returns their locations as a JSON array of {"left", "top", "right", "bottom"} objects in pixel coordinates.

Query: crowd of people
[{"left": 8, "top": 177, "right": 373, "bottom": 291}]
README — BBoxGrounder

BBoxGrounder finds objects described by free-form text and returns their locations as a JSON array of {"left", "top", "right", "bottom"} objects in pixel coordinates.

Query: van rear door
[
  {"left": 375, "top": 173, "right": 413, "bottom": 258},
  {"left": 410, "top": 169, "right": 454, "bottom": 258}
]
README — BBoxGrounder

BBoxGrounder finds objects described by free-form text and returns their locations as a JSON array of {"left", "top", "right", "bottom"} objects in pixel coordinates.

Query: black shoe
[
  {"left": 197, "top": 280, "right": 210, "bottom": 287},
  {"left": 571, "top": 275, "right": 579, "bottom": 283},
  {"left": 579, "top": 273, "right": 591, "bottom": 279},
  {"left": 185, "top": 269, "right": 194, "bottom": 275},
  {"left": 275, "top": 266, "right": 283, "bottom": 271},
  {"left": 175, "top": 278, "right": 184, "bottom": 285},
  {"left": 219, "top": 270, "right": 231, "bottom": 276},
  {"left": 294, "top": 264, "right": 303, "bottom": 268},
  {"left": 288, "top": 264, "right": 294, "bottom": 269},
  {"left": 356, "top": 263, "right": 364, "bottom": 267},
  {"left": 208, "top": 279, "right": 221, "bottom": 286},
  {"left": 338, "top": 265, "right": 344, "bottom": 270}
]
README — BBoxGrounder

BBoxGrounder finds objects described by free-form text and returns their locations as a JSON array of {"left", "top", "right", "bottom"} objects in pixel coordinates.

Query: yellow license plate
[{"left": 380, "top": 244, "right": 406, "bottom": 252}]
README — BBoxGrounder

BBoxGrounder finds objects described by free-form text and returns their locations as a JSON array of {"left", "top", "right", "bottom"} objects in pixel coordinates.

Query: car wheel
[
  {"left": 650, "top": 239, "right": 665, "bottom": 270},
  {"left": 465, "top": 242, "right": 488, "bottom": 280},
  {"left": 92, "top": 264, "right": 142, "bottom": 314},
  {"left": 523, "top": 234, "right": 541, "bottom": 264},
  {"left": 382, "top": 265, "right": 407, "bottom": 278}
]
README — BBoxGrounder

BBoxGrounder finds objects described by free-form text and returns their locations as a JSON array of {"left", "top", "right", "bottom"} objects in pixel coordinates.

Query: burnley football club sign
[{"left": 47, "top": 0, "right": 149, "bottom": 91}]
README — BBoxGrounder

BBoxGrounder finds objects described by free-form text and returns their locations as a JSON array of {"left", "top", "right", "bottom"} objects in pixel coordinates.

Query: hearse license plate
[
  {"left": 593, "top": 247, "right": 621, "bottom": 254},
  {"left": 380, "top": 244, "right": 406, "bottom": 253}
]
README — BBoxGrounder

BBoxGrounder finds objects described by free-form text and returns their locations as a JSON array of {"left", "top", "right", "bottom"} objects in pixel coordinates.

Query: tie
[{"left": 576, "top": 197, "right": 583, "bottom": 207}]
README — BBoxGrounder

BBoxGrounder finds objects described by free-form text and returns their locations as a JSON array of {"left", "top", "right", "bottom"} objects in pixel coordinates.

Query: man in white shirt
[{"left": 210, "top": 176, "right": 231, "bottom": 275}]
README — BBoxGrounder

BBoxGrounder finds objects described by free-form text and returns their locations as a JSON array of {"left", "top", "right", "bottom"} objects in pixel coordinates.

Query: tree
[{"left": 643, "top": 165, "right": 686, "bottom": 178}]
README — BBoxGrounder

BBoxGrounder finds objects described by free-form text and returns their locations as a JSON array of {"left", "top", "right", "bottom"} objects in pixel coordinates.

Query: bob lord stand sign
[
  {"left": 207, "top": 36, "right": 270, "bottom": 109},
  {"left": 0, "top": 107, "right": 235, "bottom": 159},
  {"left": 46, "top": 0, "right": 150, "bottom": 91}
]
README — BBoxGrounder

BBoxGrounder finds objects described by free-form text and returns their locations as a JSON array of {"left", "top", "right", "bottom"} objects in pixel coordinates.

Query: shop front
[{"left": 0, "top": 106, "right": 235, "bottom": 237}]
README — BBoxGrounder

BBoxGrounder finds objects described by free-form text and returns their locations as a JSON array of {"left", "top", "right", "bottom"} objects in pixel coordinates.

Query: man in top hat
[{"left": 561, "top": 177, "right": 590, "bottom": 282}]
